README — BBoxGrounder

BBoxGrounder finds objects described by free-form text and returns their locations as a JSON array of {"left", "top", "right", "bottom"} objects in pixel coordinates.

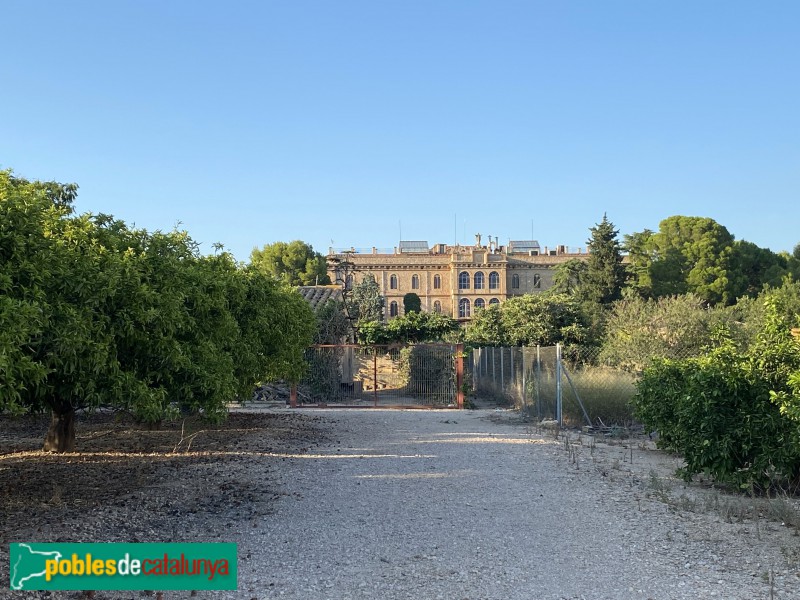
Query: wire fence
[
  {"left": 471, "top": 345, "right": 693, "bottom": 427},
  {"left": 299, "top": 344, "right": 463, "bottom": 407}
]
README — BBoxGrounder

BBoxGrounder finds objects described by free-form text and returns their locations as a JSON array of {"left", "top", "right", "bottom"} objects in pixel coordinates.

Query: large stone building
[{"left": 328, "top": 236, "right": 589, "bottom": 321}]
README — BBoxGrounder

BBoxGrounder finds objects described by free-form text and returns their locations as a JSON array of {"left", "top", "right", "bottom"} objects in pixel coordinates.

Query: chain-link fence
[
  {"left": 471, "top": 344, "right": 690, "bottom": 427},
  {"left": 299, "top": 344, "right": 463, "bottom": 407}
]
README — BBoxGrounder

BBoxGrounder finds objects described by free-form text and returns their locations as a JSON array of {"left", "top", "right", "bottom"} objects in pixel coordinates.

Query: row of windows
[
  {"left": 458, "top": 297, "right": 500, "bottom": 318},
  {"left": 457, "top": 271, "right": 499, "bottom": 290},
  {"left": 386, "top": 272, "right": 541, "bottom": 291},
  {"left": 389, "top": 274, "right": 430, "bottom": 290},
  {"left": 387, "top": 298, "right": 500, "bottom": 318},
  {"left": 458, "top": 272, "right": 541, "bottom": 290},
  {"left": 510, "top": 273, "right": 541, "bottom": 289}
]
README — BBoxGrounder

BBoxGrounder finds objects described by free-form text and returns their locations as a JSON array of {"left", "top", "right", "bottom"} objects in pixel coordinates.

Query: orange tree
[{"left": 0, "top": 171, "right": 315, "bottom": 451}]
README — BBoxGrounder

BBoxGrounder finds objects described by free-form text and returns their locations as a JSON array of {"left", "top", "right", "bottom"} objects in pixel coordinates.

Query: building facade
[{"left": 328, "top": 236, "right": 589, "bottom": 321}]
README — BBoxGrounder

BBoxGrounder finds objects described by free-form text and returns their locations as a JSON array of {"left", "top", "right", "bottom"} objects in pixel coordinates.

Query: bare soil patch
[{"left": 0, "top": 411, "right": 330, "bottom": 598}]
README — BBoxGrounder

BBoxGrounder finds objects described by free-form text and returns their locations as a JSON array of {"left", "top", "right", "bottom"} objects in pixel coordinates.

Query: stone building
[{"left": 328, "top": 236, "right": 589, "bottom": 321}]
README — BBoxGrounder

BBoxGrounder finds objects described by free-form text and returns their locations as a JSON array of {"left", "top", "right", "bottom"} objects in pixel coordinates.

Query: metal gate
[{"left": 292, "top": 344, "right": 464, "bottom": 408}]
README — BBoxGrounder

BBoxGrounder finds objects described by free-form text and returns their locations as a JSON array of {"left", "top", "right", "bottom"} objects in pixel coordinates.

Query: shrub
[{"left": 634, "top": 338, "right": 800, "bottom": 490}]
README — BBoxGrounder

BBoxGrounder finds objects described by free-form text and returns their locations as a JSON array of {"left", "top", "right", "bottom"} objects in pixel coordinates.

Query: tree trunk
[{"left": 43, "top": 404, "right": 75, "bottom": 453}]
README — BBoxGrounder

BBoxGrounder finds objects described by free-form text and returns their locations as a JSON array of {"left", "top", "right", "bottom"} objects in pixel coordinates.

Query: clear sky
[{"left": 2, "top": 1, "right": 798, "bottom": 261}]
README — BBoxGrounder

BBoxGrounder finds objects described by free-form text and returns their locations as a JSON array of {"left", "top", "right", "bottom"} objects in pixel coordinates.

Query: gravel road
[
  {"left": 225, "top": 408, "right": 799, "bottom": 600},
  {"left": 3, "top": 407, "right": 798, "bottom": 600}
]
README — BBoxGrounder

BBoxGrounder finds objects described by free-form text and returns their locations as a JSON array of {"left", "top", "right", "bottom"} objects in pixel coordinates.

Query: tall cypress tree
[{"left": 583, "top": 214, "right": 625, "bottom": 305}]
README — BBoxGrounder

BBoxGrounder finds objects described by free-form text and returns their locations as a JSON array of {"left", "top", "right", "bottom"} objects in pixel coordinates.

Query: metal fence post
[
  {"left": 373, "top": 348, "right": 378, "bottom": 407},
  {"left": 556, "top": 343, "right": 562, "bottom": 426},
  {"left": 536, "top": 345, "right": 541, "bottom": 421},
  {"left": 492, "top": 347, "right": 496, "bottom": 384},
  {"left": 500, "top": 347, "right": 504, "bottom": 391},
  {"left": 521, "top": 347, "right": 526, "bottom": 412}
]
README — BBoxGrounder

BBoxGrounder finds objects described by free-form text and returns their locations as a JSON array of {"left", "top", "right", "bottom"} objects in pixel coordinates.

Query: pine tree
[{"left": 583, "top": 214, "right": 625, "bottom": 305}]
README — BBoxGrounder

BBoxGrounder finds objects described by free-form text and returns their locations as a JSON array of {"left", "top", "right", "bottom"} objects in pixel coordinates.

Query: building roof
[{"left": 297, "top": 285, "right": 343, "bottom": 311}]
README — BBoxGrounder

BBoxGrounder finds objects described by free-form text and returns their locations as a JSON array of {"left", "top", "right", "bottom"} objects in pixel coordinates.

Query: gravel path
[{"left": 225, "top": 408, "right": 798, "bottom": 600}]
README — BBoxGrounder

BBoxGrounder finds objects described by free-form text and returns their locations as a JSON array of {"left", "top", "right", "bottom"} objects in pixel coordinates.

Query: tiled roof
[{"left": 297, "top": 285, "right": 344, "bottom": 311}]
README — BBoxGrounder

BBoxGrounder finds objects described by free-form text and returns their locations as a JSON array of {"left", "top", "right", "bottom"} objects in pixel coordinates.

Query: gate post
[
  {"left": 455, "top": 343, "right": 464, "bottom": 409},
  {"left": 290, "top": 384, "right": 297, "bottom": 409}
]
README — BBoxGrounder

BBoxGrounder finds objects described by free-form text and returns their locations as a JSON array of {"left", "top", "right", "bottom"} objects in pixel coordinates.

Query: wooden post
[
  {"left": 290, "top": 384, "right": 297, "bottom": 408},
  {"left": 455, "top": 343, "right": 464, "bottom": 409}
]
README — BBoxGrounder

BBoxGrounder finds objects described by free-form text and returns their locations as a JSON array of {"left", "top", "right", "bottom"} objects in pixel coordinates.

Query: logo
[{"left": 9, "top": 543, "right": 237, "bottom": 591}]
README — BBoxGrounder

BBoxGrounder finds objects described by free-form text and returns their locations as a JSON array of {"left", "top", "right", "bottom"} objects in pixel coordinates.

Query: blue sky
[{"left": 2, "top": 1, "right": 798, "bottom": 261}]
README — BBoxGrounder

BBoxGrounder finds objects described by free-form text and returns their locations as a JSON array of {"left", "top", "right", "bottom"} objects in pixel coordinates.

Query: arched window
[
  {"left": 458, "top": 271, "right": 470, "bottom": 290},
  {"left": 411, "top": 274, "right": 420, "bottom": 290},
  {"left": 390, "top": 274, "right": 398, "bottom": 290},
  {"left": 433, "top": 301, "right": 442, "bottom": 313},
  {"left": 389, "top": 301, "right": 399, "bottom": 317},
  {"left": 459, "top": 298, "right": 471, "bottom": 318},
  {"left": 489, "top": 271, "right": 500, "bottom": 290},
  {"left": 533, "top": 274, "right": 541, "bottom": 289},
  {"left": 433, "top": 274, "right": 441, "bottom": 289},
  {"left": 489, "top": 298, "right": 500, "bottom": 305},
  {"left": 345, "top": 274, "right": 354, "bottom": 290},
  {"left": 474, "top": 298, "right": 485, "bottom": 310},
  {"left": 511, "top": 274, "right": 520, "bottom": 289},
  {"left": 474, "top": 271, "right": 485, "bottom": 290}
]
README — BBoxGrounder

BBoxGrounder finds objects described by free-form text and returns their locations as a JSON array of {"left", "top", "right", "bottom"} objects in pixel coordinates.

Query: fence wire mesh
[
  {"left": 471, "top": 345, "right": 689, "bottom": 427},
  {"left": 300, "top": 344, "right": 460, "bottom": 407}
]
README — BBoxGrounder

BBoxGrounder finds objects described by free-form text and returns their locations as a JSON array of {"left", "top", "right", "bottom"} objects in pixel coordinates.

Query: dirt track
[{"left": 1, "top": 408, "right": 799, "bottom": 599}]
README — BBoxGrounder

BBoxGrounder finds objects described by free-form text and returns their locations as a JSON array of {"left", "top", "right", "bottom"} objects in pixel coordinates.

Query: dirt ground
[
  {"left": 0, "top": 410, "right": 330, "bottom": 597},
  {"left": 2, "top": 407, "right": 799, "bottom": 599}
]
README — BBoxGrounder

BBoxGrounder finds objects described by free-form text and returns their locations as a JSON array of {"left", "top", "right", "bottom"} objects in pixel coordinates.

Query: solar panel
[
  {"left": 398, "top": 240, "right": 429, "bottom": 253},
  {"left": 508, "top": 240, "right": 540, "bottom": 253}
]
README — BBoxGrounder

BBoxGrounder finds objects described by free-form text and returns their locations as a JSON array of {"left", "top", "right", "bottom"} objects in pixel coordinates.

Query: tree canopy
[
  {"left": 465, "top": 292, "right": 588, "bottom": 347},
  {"left": 403, "top": 292, "right": 422, "bottom": 314},
  {"left": 349, "top": 274, "right": 383, "bottom": 324},
  {"left": 1, "top": 171, "right": 316, "bottom": 451},
  {"left": 625, "top": 216, "right": 739, "bottom": 304},
  {"left": 358, "top": 311, "right": 459, "bottom": 345},
  {"left": 249, "top": 240, "right": 331, "bottom": 286}
]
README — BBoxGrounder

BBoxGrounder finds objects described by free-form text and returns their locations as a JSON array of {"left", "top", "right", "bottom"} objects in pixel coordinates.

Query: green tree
[
  {"left": 582, "top": 214, "right": 625, "bottom": 304},
  {"left": 622, "top": 229, "right": 655, "bottom": 297},
  {"left": 552, "top": 259, "right": 588, "bottom": 296},
  {"left": 599, "top": 294, "right": 729, "bottom": 371},
  {"left": 630, "top": 216, "right": 741, "bottom": 305},
  {"left": 786, "top": 244, "right": 800, "bottom": 281},
  {"left": 731, "top": 240, "right": 788, "bottom": 297},
  {"left": 634, "top": 290, "right": 800, "bottom": 489},
  {"left": 0, "top": 172, "right": 62, "bottom": 416},
  {"left": 403, "top": 292, "right": 422, "bottom": 314},
  {"left": 313, "top": 299, "right": 351, "bottom": 344},
  {"left": 464, "top": 304, "right": 506, "bottom": 346},
  {"left": 0, "top": 171, "right": 316, "bottom": 451},
  {"left": 250, "top": 240, "right": 331, "bottom": 286},
  {"left": 349, "top": 274, "right": 383, "bottom": 323},
  {"left": 358, "top": 311, "right": 459, "bottom": 344},
  {"left": 499, "top": 293, "right": 587, "bottom": 347}
]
